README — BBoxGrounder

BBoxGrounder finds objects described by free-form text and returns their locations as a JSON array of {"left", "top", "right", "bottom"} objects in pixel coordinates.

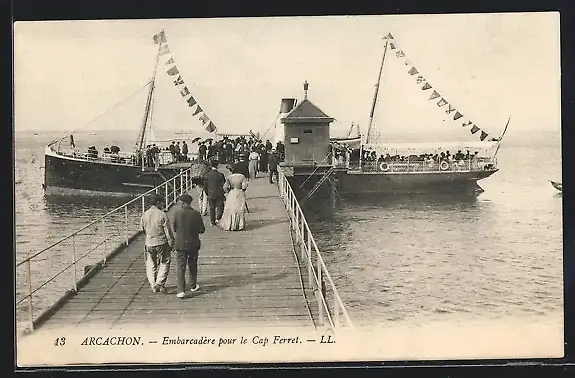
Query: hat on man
[
  {"left": 179, "top": 193, "right": 192, "bottom": 204},
  {"left": 149, "top": 193, "right": 163, "bottom": 206}
]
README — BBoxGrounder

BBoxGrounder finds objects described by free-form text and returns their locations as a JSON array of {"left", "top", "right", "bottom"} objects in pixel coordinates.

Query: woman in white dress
[{"left": 219, "top": 165, "right": 249, "bottom": 231}]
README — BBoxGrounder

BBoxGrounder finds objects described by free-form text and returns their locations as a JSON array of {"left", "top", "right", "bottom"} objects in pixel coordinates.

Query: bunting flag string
[
  {"left": 437, "top": 98, "right": 448, "bottom": 107},
  {"left": 199, "top": 113, "right": 210, "bottom": 125},
  {"left": 192, "top": 105, "right": 203, "bottom": 116},
  {"left": 153, "top": 30, "right": 167, "bottom": 44},
  {"left": 153, "top": 30, "right": 217, "bottom": 134},
  {"left": 385, "top": 32, "right": 493, "bottom": 142},
  {"left": 159, "top": 45, "right": 170, "bottom": 55},
  {"left": 429, "top": 90, "right": 441, "bottom": 100}
]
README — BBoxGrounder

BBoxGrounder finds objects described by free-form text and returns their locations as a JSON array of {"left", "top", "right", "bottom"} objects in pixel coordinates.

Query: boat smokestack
[{"left": 280, "top": 98, "right": 297, "bottom": 114}]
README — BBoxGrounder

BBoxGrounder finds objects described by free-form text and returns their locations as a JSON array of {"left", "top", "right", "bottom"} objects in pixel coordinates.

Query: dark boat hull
[
  {"left": 289, "top": 168, "right": 497, "bottom": 196},
  {"left": 336, "top": 169, "right": 497, "bottom": 195},
  {"left": 43, "top": 148, "right": 182, "bottom": 197}
]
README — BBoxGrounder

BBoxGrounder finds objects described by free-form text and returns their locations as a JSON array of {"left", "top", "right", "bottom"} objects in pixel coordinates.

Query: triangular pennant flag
[
  {"left": 180, "top": 86, "right": 190, "bottom": 97},
  {"left": 470, "top": 125, "right": 480, "bottom": 134},
  {"left": 408, "top": 67, "right": 419, "bottom": 75},
  {"left": 192, "top": 105, "right": 203, "bottom": 116},
  {"left": 445, "top": 105, "right": 457, "bottom": 114},
  {"left": 153, "top": 31, "right": 167, "bottom": 44},
  {"left": 429, "top": 90, "right": 441, "bottom": 100},
  {"left": 166, "top": 66, "right": 179, "bottom": 76},
  {"left": 159, "top": 45, "right": 170, "bottom": 55},
  {"left": 480, "top": 131, "right": 488, "bottom": 141},
  {"left": 462, "top": 120, "right": 473, "bottom": 127},
  {"left": 421, "top": 82, "right": 432, "bottom": 90},
  {"left": 386, "top": 32, "right": 394, "bottom": 40},
  {"left": 396, "top": 50, "right": 405, "bottom": 58},
  {"left": 416, "top": 76, "right": 425, "bottom": 84},
  {"left": 165, "top": 58, "right": 175, "bottom": 66},
  {"left": 199, "top": 113, "right": 210, "bottom": 125},
  {"left": 173, "top": 76, "right": 184, "bottom": 86},
  {"left": 453, "top": 111, "right": 463, "bottom": 121},
  {"left": 389, "top": 43, "right": 396, "bottom": 50},
  {"left": 437, "top": 98, "right": 448, "bottom": 107},
  {"left": 205, "top": 121, "right": 216, "bottom": 133},
  {"left": 490, "top": 137, "right": 500, "bottom": 142},
  {"left": 186, "top": 95, "right": 197, "bottom": 107}
]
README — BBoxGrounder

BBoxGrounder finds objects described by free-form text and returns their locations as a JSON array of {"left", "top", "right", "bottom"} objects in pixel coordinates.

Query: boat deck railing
[
  {"left": 337, "top": 157, "right": 497, "bottom": 173},
  {"left": 16, "top": 168, "right": 194, "bottom": 334},
  {"left": 278, "top": 168, "right": 354, "bottom": 331}
]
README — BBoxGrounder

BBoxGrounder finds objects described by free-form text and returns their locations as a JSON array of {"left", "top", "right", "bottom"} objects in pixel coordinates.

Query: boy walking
[{"left": 140, "top": 194, "right": 174, "bottom": 293}]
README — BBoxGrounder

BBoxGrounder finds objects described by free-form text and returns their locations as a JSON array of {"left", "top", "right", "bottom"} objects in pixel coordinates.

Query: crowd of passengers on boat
[{"left": 330, "top": 143, "right": 494, "bottom": 171}]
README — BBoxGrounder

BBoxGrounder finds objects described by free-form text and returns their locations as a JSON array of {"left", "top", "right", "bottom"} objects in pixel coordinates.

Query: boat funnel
[{"left": 280, "top": 98, "right": 297, "bottom": 114}]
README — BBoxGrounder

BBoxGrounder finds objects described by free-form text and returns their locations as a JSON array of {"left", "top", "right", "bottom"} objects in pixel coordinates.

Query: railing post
[
  {"left": 71, "top": 235, "right": 78, "bottom": 292},
  {"left": 317, "top": 253, "right": 323, "bottom": 326},
  {"left": 335, "top": 298, "right": 340, "bottom": 329},
  {"left": 294, "top": 208, "right": 299, "bottom": 243},
  {"left": 102, "top": 218, "right": 107, "bottom": 265},
  {"left": 173, "top": 177, "right": 177, "bottom": 204},
  {"left": 164, "top": 182, "right": 168, "bottom": 209},
  {"left": 307, "top": 236, "right": 312, "bottom": 286},
  {"left": 26, "top": 257, "right": 34, "bottom": 332},
  {"left": 141, "top": 195, "right": 145, "bottom": 215},
  {"left": 180, "top": 170, "right": 184, "bottom": 195},
  {"left": 124, "top": 205, "right": 129, "bottom": 245}
]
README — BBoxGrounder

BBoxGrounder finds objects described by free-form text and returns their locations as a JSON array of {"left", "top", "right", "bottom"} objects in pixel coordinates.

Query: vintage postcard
[{"left": 14, "top": 12, "right": 563, "bottom": 366}]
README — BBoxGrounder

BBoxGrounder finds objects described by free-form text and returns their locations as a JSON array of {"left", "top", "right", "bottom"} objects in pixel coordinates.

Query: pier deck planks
[{"left": 36, "top": 170, "right": 314, "bottom": 331}]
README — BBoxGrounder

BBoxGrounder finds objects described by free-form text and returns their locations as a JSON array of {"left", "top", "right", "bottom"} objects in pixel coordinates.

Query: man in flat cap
[
  {"left": 171, "top": 193, "right": 205, "bottom": 298},
  {"left": 140, "top": 193, "right": 174, "bottom": 293}
]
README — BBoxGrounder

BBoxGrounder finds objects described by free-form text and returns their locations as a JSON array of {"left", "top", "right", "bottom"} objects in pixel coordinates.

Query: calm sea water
[
  {"left": 14, "top": 130, "right": 563, "bottom": 329},
  {"left": 303, "top": 135, "right": 563, "bottom": 328}
]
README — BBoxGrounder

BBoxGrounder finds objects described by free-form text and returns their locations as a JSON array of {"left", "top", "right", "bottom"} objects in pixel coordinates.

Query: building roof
[{"left": 281, "top": 98, "right": 334, "bottom": 124}]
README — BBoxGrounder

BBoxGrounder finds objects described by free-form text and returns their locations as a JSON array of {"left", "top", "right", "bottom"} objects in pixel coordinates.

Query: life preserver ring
[
  {"left": 440, "top": 161, "right": 449, "bottom": 171},
  {"left": 379, "top": 162, "right": 390, "bottom": 172}
]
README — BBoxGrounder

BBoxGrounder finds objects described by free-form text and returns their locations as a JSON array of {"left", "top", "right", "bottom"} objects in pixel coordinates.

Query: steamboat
[
  {"left": 279, "top": 32, "right": 507, "bottom": 196},
  {"left": 43, "top": 30, "right": 213, "bottom": 196}
]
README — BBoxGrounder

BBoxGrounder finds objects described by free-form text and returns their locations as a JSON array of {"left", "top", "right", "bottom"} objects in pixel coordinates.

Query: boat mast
[
  {"left": 366, "top": 38, "right": 389, "bottom": 144},
  {"left": 134, "top": 42, "right": 163, "bottom": 153}
]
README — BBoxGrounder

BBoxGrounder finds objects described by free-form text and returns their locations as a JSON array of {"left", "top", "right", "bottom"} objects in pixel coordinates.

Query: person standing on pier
[
  {"left": 204, "top": 160, "right": 226, "bottom": 225},
  {"left": 140, "top": 194, "right": 174, "bottom": 294},
  {"left": 248, "top": 148, "right": 260, "bottom": 179},
  {"left": 268, "top": 149, "right": 279, "bottom": 184},
  {"left": 171, "top": 193, "right": 205, "bottom": 298}
]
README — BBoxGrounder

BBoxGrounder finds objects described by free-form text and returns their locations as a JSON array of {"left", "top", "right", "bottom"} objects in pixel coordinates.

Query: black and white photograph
[{"left": 14, "top": 12, "right": 563, "bottom": 365}]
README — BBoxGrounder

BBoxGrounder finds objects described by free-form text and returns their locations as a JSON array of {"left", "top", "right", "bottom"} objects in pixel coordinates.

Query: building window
[
  {"left": 303, "top": 129, "right": 313, "bottom": 134},
  {"left": 290, "top": 137, "right": 299, "bottom": 144}
]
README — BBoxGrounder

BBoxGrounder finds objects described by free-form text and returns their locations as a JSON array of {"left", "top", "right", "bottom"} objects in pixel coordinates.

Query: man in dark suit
[
  {"left": 171, "top": 193, "right": 205, "bottom": 298},
  {"left": 204, "top": 160, "right": 226, "bottom": 225},
  {"left": 268, "top": 149, "right": 279, "bottom": 184}
]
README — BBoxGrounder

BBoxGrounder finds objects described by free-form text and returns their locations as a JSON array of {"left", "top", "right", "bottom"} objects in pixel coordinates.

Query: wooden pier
[{"left": 27, "top": 170, "right": 317, "bottom": 332}]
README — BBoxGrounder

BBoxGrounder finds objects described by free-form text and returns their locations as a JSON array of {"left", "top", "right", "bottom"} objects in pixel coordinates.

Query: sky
[{"left": 13, "top": 13, "right": 560, "bottom": 143}]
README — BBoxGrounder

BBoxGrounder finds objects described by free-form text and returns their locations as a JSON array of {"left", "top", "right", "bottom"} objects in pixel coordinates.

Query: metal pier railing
[
  {"left": 15, "top": 168, "right": 195, "bottom": 334},
  {"left": 277, "top": 168, "right": 354, "bottom": 332}
]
